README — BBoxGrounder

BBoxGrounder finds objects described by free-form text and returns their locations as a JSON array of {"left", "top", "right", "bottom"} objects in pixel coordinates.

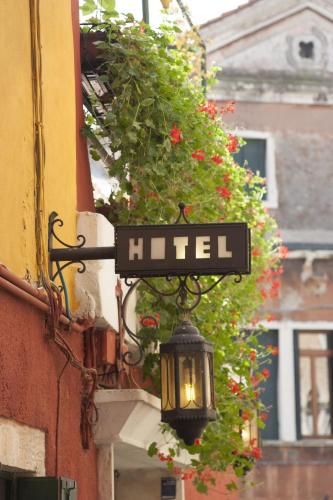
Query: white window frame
[
  {"left": 233, "top": 130, "right": 278, "bottom": 209},
  {"left": 262, "top": 320, "right": 333, "bottom": 444}
]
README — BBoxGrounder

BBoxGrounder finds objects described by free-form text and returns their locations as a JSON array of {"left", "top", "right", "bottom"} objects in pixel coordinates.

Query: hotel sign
[{"left": 115, "top": 223, "right": 250, "bottom": 278}]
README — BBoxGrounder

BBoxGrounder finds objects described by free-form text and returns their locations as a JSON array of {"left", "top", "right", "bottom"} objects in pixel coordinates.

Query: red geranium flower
[
  {"left": 170, "top": 124, "right": 182, "bottom": 144},
  {"left": 221, "top": 100, "right": 236, "bottom": 115},
  {"left": 216, "top": 186, "right": 231, "bottom": 199},
  {"left": 251, "top": 447, "right": 262, "bottom": 459},
  {"left": 211, "top": 154, "right": 223, "bottom": 165},
  {"left": 260, "top": 412, "right": 269, "bottom": 421},
  {"left": 140, "top": 313, "right": 160, "bottom": 328},
  {"left": 228, "top": 379, "right": 241, "bottom": 395},
  {"left": 184, "top": 205, "right": 193, "bottom": 216},
  {"left": 267, "top": 344, "right": 279, "bottom": 356},
  {"left": 227, "top": 134, "right": 238, "bottom": 153},
  {"left": 279, "top": 245, "right": 289, "bottom": 259},
  {"left": 198, "top": 101, "right": 217, "bottom": 118},
  {"left": 262, "top": 368, "right": 270, "bottom": 379},
  {"left": 192, "top": 149, "right": 205, "bottom": 160},
  {"left": 250, "top": 350, "right": 256, "bottom": 362}
]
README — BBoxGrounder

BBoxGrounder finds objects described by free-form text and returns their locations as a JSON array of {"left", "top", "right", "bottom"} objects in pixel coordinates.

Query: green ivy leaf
[
  {"left": 147, "top": 442, "right": 158, "bottom": 457},
  {"left": 196, "top": 481, "right": 208, "bottom": 494},
  {"left": 80, "top": 0, "right": 97, "bottom": 16},
  {"left": 100, "top": 0, "right": 115, "bottom": 11},
  {"left": 141, "top": 98, "right": 154, "bottom": 107},
  {"left": 90, "top": 149, "right": 101, "bottom": 161},
  {"left": 226, "top": 481, "right": 238, "bottom": 491}
]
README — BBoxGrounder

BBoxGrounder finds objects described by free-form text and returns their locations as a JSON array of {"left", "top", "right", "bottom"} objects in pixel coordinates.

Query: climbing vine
[{"left": 81, "top": 2, "right": 285, "bottom": 493}]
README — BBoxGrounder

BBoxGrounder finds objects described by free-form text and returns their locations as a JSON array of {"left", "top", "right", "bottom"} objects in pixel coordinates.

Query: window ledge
[{"left": 263, "top": 439, "right": 333, "bottom": 447}]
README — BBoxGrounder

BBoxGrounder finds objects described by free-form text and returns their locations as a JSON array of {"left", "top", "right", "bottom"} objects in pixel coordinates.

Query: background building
[{"left": 201, "top": 0, "right": 333, "bottom": 498}]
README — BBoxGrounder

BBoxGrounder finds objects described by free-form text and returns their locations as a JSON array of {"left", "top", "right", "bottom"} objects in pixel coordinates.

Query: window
[
  {"left": 0, "top": 475, "right": 77, "bottom": 500},
  {"left": 232, "top": 131, "right": 278, "bottom": 208},
  {"left": 299, "top": 41, "right": 314, "bottom": 60},
  {"left": 0, "top": 472, "right": 12, "bottom": 500},
  {"left": 295, "top": 331, "right": 333, "bottom": 438}
]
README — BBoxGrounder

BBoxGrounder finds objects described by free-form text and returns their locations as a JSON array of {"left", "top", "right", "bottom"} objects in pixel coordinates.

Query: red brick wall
[
  {"left": 240, "top": 445, "right": 333, "bottom": 500},
  {"left": 185, "top": 471, "right": 239, "bottom": 500},
  {"left": 0, "top": 288, "right": 98, "bottom": 500}
]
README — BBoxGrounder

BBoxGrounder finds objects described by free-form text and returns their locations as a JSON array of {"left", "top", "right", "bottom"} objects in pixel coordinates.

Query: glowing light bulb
[{"left": 185, "top": 383, "right": 196, "bottom": 402}]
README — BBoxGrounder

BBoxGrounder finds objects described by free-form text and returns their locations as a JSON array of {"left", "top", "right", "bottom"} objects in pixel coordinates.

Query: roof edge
[
  {"left": 204, "top": 2, "right": 333, "bottom": 53},
  {"left": 200, "top": 0, "right": 261, "bottom": 29}
]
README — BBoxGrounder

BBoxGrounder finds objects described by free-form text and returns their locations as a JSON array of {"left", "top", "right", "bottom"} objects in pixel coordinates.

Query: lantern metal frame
[{"left": 160, "top": 319, "right": 216, "bottom": 445}]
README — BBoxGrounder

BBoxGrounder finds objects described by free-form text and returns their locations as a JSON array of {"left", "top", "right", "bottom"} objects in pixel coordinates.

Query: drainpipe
[{"left": 142, "top": 0, "right": 149, "bottom": 23}]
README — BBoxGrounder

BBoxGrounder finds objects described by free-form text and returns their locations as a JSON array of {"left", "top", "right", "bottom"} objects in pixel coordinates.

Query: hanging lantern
[{"left": 160, "top": 320, "right": 216, "bottom": 445}]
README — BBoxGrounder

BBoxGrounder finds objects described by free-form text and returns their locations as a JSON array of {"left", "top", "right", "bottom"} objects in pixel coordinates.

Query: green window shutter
[
  {"left": 259, "top": 330, "right": 279, "bottom": 440},
  {"left": 0, "top": 473, "right": 12, "bottom": 500},
  {"left": 233, "top": 138, "right": 267, "bottom": 200},
  {"left": 17, "top": 477, "right": 77, "bottom": 500}
]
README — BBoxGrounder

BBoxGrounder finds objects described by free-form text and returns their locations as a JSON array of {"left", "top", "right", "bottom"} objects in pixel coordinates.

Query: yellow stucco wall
[{"left": 0, "top": 0, "right": 77, "bottom": 282}]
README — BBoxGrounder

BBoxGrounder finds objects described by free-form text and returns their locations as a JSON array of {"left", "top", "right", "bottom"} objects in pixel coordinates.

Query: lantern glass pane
[
  {"left": 204, "top": 352, "right": 214, "bottom": 409},
  {"left": 179, "top": 353, "right": 203, "bottom": 409},
  {"left": 161, "top": 353, "right": 176, "bottom": 411}
]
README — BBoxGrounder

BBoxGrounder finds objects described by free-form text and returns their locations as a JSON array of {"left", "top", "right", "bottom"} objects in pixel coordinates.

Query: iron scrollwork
[
  {"left": 48, "top": 212, "right": 87, "bottom": 284},
  {"left": 47, "top": 204, "right": 245, "bottom": 366},
  {"left": 120, "top": 203, "right": 243, "bottom": 365}
]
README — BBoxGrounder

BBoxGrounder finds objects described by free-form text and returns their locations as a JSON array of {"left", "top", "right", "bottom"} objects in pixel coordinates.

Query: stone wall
[{"left": 240, "top": 444, "right": 333, "bottom": 500}]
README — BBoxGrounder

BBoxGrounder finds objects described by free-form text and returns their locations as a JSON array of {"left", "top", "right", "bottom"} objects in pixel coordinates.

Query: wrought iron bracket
[
  {"left": 48, "top": 212, "right": 115, "bottom": 283},
  {"left": 48, "top": 204, "right": 245, "bottom": 363}
]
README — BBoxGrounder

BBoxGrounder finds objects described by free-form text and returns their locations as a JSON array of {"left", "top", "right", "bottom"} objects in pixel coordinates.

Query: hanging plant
[{"left": 81, "top": 3, "right": 285, "bottom": 493}]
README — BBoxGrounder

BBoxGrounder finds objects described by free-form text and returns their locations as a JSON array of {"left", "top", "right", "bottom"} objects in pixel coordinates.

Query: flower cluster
[
  {"left": 216, "top": 186, "right": 231, "bottom": 199},
  {"left": 227, "top": 134, "right": 238, "bottom": 153},
  {"left": 140, "top": 312, "right": 160, "bottom": 328},
  {"left": 158, "top": 452, "right": 174, "bottom": 463},
  {"left": 221, "top": 100, "right": 236, "bottom": 115},
  {"left": 211, "top": 154, "right": 223, "bottom": 165},
  {"left": 83, "top": 13, "right": 284, "bottom": 493},
  {"left": 198, "top": 101, "right": 218, "bottom": 119},
  {"left": 191, "top": 149, "right": 205, "bottom": 160},
  {"left": 228, "top": 378, "right": 243, "bottom": 396},
  {"left": 170, "top": 124, "right": 182, "bottom": 144}
]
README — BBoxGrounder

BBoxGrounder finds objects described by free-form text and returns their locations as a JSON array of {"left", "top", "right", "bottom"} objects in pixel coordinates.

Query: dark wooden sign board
[{"left": 115, "top": 223, "right": 251, "bottom": 278}]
